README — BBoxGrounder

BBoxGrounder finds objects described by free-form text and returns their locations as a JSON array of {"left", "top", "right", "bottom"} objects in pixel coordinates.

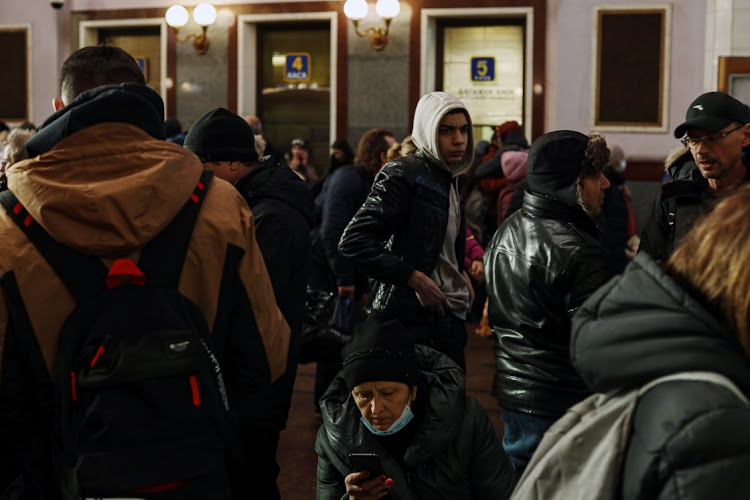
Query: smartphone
[{"left": 349, "top": 452, "right": 385, "bottom": 478}]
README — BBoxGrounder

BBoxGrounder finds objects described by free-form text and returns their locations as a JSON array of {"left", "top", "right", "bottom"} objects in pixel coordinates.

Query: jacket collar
[
  {"left": 522, "top": 190, "right": 603, "bottom": 240},
  {"left": 26, "top": 83, "right": 165, "bottom": 158}
]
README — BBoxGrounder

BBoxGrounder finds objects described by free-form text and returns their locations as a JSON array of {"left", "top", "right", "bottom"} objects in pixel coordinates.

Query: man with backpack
[
  {"left": 184, "top": 107, "right": 315, "bottom": 500},
  {"left": 0, "top": 45, "right": 290, "bottom": 498}
]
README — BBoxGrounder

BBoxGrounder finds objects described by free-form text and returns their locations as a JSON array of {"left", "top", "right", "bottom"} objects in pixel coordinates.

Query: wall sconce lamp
[
  {"left": 165, "top": 3, "right": 217, "bottom": 55},
  {"left": 343, "top": 0, "right": 400, "bottom": 51}
]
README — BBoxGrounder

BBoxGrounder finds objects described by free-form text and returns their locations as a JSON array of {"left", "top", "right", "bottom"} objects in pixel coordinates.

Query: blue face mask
[{"left": 361, "top": 402, "right": 414, "bottom": 436}]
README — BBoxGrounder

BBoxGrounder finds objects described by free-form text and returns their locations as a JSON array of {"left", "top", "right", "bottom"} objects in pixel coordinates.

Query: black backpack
[{"left": 0, "top": 170, "right": 231, "bottom": 498}]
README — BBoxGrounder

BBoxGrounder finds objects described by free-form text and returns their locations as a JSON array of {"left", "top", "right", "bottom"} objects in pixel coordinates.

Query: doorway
[
  {"left": 421, "top": 8, "right": 534, "bottom": 142},
  {"left": 238, "top": 12, "right": 338, "bottom": 174}
]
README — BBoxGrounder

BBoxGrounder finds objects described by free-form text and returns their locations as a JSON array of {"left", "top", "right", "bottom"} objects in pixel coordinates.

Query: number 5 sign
[
  {"left": 285, "top": 53, "right": 311, "bottom": 82},
  {"left": 471, "top": 57, "right": 495, "bottom": 82}
]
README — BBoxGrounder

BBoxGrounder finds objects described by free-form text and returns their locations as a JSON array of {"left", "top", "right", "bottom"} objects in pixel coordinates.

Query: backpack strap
[
  {"left": 0, "top": 190, "right": 107, "bottom": 303},
  {"left": 640, "top": 371, "right": 749, "bottom": 405},
  {"left": 138, "top": 169, "right": 213, "bottom": 289}
]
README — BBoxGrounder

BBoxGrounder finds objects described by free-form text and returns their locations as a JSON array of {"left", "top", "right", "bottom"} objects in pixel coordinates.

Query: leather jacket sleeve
[
  {"left": 339, "top": 165, "right": 416, "bottom": 287},
  {"left": 563, "top": 244, "right": 611, "bottom": 316},
  {"left": 315, "top": 426, "right": 348, "bottom": 500}
]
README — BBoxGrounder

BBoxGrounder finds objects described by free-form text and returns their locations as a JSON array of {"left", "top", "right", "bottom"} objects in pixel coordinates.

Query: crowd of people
[{"left": 1, "top": 42, "right": 750, "bottom": 499}]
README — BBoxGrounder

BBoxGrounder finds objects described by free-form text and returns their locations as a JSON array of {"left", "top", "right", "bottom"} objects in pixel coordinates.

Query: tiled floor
[{"left": 277, "top": 329, "right": 502, "bottom": 499}]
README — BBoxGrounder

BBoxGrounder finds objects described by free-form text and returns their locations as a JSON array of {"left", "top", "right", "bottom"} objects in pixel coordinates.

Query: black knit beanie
[
  {"left": 342, "top": 318, "right": 418, "bottom": 390},
  {"left": 184, "top": 107, "right": 259, "bottom": 163},
  {"left": 526, "top": 130, "right": 589, "bottom": 208}
]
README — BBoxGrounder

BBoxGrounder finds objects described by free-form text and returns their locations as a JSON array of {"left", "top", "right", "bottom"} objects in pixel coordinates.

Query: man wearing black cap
[
  {"left": 185, "top": 107, "right": 315, "bottom": 500},
  {"left": 483, "top": 130, "right": 612, "bottom": 474},
  {"left": 640, "top": 91, "right": 750, "bottom": 262}
]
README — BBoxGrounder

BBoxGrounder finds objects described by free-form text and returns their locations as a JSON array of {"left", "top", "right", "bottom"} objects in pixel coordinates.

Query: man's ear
[
  {"left": 380, "top": 151, "right": 388, "bottom": 164},
  {"left": 53, "top": 98, "right": 64, "bottom": 112},
  {"left": 741, "top": 123, "right": 750, "bottom": 148}
]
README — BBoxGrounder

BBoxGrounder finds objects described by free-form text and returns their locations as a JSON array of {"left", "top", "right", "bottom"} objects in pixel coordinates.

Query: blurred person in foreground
[
  {"left": 572, "top": 184, "right": 750, "bottom": 499},
  {"left": 315, "top": 317, "right": 517, "bottom": 499}
]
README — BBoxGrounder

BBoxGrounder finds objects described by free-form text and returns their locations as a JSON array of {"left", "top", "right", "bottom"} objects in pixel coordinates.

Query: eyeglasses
[{"left": 680, "top": 124, "right": 744, "bottom": 149}]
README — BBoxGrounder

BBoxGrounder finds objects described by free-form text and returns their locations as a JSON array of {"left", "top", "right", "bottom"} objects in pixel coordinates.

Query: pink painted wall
[
  {"left": 0, "top": 0, "right": 71, "bottom": 126},
  {"left": 549, "top": 0, "right": 708, "bottom": 160}
]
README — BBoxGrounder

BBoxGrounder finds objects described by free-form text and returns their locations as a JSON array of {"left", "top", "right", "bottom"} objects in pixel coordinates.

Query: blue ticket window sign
[
  {"left": 471, "top": 57, "right": 495, "bottom": 82},
  {"left": 285, "top": 53, "right": 311, "bottom": 82}
]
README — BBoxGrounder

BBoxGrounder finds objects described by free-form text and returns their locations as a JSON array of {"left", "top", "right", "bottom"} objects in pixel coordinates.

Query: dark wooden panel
[
  {"left": 0, "top": 29, "right": 29, "bottom": 122},
  {"left": 596, "top": 10, "right": 664, "bottom": 126}
]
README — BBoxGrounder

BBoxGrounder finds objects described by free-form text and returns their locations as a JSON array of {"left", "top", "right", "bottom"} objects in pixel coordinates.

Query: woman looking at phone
[{"left": 315, "top": 318, "right": 517, "bottom": 499}]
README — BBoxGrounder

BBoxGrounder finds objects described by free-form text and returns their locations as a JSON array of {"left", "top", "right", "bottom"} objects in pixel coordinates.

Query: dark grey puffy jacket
[{"left": 572, "top": 252, "right": 750, "bottom": 499}]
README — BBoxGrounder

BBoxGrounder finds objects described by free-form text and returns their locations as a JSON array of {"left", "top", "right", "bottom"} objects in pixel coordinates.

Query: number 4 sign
[
  {"left": 471, "top": 57, "right": 495, "bottom": 82},
  {"left": 285, "top": 53, "right": 311, "bottom": 82}
]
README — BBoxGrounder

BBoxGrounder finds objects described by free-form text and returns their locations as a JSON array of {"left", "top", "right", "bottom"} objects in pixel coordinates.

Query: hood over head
[
  {"left": 26, "top": 83, "right": 165, "bottom": 158},
  {"left": 526, "top": 130, "right": 588, "bottom": 208},
  {"left": 411, "top": 91, "right": 474, "bottom": 176},
  {"left": 501, "top": 150, "right": 529, "bottom": 181}
]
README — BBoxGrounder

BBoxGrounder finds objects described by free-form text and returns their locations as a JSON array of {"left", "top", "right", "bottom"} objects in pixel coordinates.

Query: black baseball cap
[{"left": 674, "top": 91, "right": 750, "bottom": 139}]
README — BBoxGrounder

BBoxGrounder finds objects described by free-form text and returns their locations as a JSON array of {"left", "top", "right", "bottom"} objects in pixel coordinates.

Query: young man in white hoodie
[{"left": 339, "top": 91, "right": 475, "bottom": 369}]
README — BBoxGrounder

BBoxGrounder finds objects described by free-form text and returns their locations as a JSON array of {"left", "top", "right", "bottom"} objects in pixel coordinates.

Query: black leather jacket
[
  {"left": 484, "top": 190, "right": 610, "bottom": 417},
  {"left": 339, "top": 152, "right": 465, "bottom": 334}
]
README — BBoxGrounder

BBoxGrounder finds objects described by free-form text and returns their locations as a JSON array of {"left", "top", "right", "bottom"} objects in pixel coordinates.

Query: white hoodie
[{"left": 411, "top": 92, "right": 474, "bottom": 318}]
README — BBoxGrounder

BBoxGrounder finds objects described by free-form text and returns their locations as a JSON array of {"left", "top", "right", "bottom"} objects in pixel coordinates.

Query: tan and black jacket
[{"left": 0, "top": 83, "right": 289, "bottom": 497}]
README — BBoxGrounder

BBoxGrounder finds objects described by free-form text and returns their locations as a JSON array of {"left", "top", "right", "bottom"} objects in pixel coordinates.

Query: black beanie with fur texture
[
  {"left": 526, "top": 130, "right": 589, "bottom": 208},
  {"left": 342, "top": 318, "right": 418, "bottom": 390}
]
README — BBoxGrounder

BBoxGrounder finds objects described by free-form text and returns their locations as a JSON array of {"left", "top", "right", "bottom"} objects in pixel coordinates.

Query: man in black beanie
[
  {"left": 185, "top": 107, "right": 315, "bottom": 500},
  {"left": 483, "top": 130, "right": 613, "bottom": 474},
  {"left": 315, "top": 317, "right": 517, "bottom": 499}
]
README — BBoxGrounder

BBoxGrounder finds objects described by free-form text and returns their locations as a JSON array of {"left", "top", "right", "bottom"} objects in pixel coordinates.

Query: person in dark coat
[
  {"left": 571, "top": 184, "right": 750, "bottom": 499},
  {"left": 483, "top": 130, "right": 612, "bottom": 474},
  {"left": 639, "top": 91, "right": 750, "bottom": 263},
  {"left": 315, "top": 317, "right": 517, "bottom": 499},
  {"left": 185, "top": 107, "right": 314, "bottom": 500},
  {"left": 339, "top": 92, "right": 475, "bottom": 370},
  {"left": 309, "top": 127, "right": 397, "bottom": 411}
]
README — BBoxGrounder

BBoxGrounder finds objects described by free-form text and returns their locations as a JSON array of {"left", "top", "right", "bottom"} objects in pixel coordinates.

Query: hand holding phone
[
  {"left": 349, "top": 453, "right": 384, "bottom": 477},
  {"left": 346, "top": 453, "right": 391, "bottom": 499}
]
